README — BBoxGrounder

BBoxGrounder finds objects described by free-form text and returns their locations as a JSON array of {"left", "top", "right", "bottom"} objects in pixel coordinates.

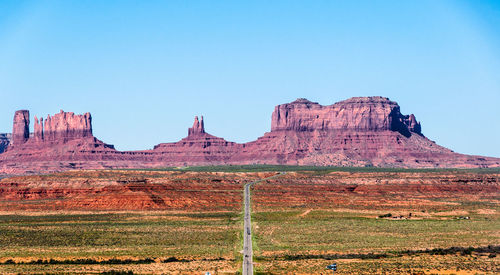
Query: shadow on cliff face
[{"left": 389, "top": 107, "right": 422, "bottom": 138}]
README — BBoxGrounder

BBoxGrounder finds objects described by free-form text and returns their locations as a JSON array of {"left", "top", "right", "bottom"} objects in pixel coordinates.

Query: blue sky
[{"left": 0, "top": 0, "right": 499, "bottom": 157}]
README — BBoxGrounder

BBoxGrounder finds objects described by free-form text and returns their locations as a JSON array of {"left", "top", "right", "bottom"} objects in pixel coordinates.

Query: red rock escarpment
[
  {"left": 141, "top": 98, "right": 498, "bottom": 168},
  {"left": 34, "top": 110, "right": 93, "bottom": 142},
  {"left": 227, "top": 97, "right": 495, "bottom": 168},
  {"left": 271, "top": 97, "right": 421, "bottom": 137},
  {"left": 0, "top": 96, "right": 499, "bottom": 174},
  {"left": 0, "top": 170, "right": 269, "bottom": 210},
  {"left": 0, "top": 170, "right": 497, "bottom": 211},
  {"left": 0, "top": 110, "right": 115, "bottom": 172}
]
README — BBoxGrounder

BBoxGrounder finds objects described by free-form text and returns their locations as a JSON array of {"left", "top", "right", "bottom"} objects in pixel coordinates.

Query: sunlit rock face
[
  {"left": 0, "top": 97, "right": 498, "bottom": 174},
  {"left": 41, "top": 110, "right": 93, "bottom": 142},
  {"left": 12, "top": 110, "right": 30, "bottom": 146},
  {"left": 271, "top": 97, "right": 421, "bottom": 137},
  {"left": 188, "top": 116, "right": 205, "bottom": 136}
]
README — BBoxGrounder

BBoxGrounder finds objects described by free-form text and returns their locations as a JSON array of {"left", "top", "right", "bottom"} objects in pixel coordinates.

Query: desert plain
[{"left": 0, "top": 166, "right": 498, "bottom": 274}]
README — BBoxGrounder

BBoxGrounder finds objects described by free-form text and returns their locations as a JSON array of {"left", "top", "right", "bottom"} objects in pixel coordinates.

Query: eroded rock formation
[
  {"left": 154, "top": 116, "right": 239, "bottom": 164},
  {"left": 43, "top": 110, "right": 93, "bottom": 142},
  {"left": 271, "top": 97, "right": 422, "bottom": 137},
  {"left": 0, "top": 96, "right": 498, "bottom": 174},
  {"left": 34, "top": 116, "right": 43, "bottom": 141},
  {"left": 0, "top": 110, "right": 115, "bottom": 174},
  {"left": 188, "top": 116, "right": 205, "bottom": 136},
  {"left": 12, "top": 110, "right": 94, "bottom": 145},
  {"left": 12, "top": 110, "right": 30, "bottom": 146}
]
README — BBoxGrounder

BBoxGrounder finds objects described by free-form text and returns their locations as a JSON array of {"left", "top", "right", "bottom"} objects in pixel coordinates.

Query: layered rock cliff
[
  {"left": 0, "top": 96, "right": 498, "bottom": 174},
  {"left": 12, "top": 110, "right": 95, "bottom": 146},
  {"left": 271, "top": 97, "right": 421, "bottom": 137},
  {"left": 41, "top": 110, "right": 93, "bottom": 142}
]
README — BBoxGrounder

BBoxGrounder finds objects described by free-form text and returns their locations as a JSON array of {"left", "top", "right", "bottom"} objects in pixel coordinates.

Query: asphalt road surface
[{"left": 242, "top": 173, "right": 284, "bottom": 275}]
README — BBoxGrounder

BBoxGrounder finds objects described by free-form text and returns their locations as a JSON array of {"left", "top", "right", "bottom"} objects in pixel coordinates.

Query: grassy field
[
  {"left": 253, "top": 210, "right": 499, "bottom": 254},
  {"left": 0, "top": 211, "right": 242, "bottom": 274},
  {"left": 252, "top": 209, "right": 500, "bottom": 274}
]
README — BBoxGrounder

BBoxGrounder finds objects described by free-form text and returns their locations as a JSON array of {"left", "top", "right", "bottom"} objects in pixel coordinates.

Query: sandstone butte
[{"left": 0, "top": 96, "right": 499, "bottom": 174}]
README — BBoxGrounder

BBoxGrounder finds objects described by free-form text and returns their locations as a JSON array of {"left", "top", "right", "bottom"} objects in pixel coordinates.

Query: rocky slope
[
  {"left": 0, "top": 97, "right": 498, "bottom": 174},
  {"left": 152, "top": 116, "right": 241, "bottom": 165},
  {"left": 0, "top": 134, "right": 10, "bottom": 153}
]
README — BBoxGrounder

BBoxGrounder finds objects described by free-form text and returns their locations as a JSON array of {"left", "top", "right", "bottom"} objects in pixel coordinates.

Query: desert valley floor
[{"left": 0, "top": 166, "right": 498, "bottom": 274}]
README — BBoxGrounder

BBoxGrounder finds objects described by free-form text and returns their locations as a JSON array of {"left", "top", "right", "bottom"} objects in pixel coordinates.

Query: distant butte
[{"left": 0, "top": 96, "right": 499, "bottom": 174}]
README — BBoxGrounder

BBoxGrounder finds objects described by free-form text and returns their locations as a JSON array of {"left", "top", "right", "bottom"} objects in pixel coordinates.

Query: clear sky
[{"left": 0, "top": 0, "right": 499, "bottom": 157}]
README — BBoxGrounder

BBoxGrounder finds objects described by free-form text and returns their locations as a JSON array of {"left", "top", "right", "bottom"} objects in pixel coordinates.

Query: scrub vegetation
[{"left": 0, "top": 167, "right": 498, "bottom": 274}]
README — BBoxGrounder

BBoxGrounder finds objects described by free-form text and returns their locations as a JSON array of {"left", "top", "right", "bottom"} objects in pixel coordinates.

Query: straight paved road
[{"left": 242, "top": 173, "right": 284, "bottom": 275}]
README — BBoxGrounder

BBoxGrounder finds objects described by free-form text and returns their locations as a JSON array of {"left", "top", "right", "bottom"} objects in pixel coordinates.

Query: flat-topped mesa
[
  {"left": 43, "top": 110, "right": 93, "bottom": 142},
  {"left": 12, "top": 110, "right": 30, "bottom": 146},
  {"left": 1, "top": 96, "right": 499, "bottom": 173},
  {"left": 271, "top": 96, "right": 422, "bottom": 137},
  {"left": 188, "top": 116, "right": 205, "bottom": 136}
]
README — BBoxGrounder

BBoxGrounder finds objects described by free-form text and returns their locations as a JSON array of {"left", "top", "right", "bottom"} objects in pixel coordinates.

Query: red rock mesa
[{"left": 0, "top": 97, "right": 498, "bottom": 174}]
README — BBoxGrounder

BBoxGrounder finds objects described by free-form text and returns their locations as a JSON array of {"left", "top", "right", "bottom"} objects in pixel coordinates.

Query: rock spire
[
  {"left": 12, "top": 110, "right": 30, "bottom": 146},
  {"left": 188, "top": 116, "right": 205, "bottom": 136}
]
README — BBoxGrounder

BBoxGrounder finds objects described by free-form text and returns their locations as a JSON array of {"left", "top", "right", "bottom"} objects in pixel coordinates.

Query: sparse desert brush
[{"left": 0, "top": 170, "right": 498, "bottom": 274}]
